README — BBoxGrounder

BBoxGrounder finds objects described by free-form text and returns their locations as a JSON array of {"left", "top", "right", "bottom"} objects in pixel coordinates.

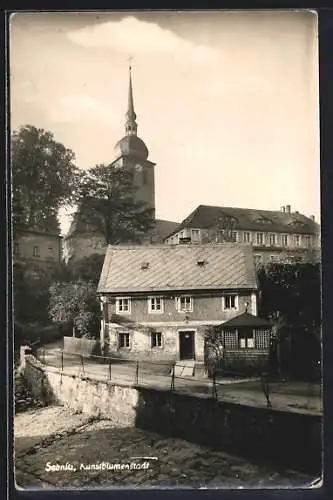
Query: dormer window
[
  {"left": 288, "top": 219, "right": 305, "bottom": 228},
  {"left": 141, "top": 262, "right": 150, "bottom": 270},
  {"left": 255, "top": 216, "right": 272, "bottom": 225},
  {"left": 197, "top": 259, "right": 207, "bottom": 267}
]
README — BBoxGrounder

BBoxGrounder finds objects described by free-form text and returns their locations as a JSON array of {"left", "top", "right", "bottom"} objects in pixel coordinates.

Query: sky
[{"left": 10, "top": 10, "right": 320, "bottom": 235}]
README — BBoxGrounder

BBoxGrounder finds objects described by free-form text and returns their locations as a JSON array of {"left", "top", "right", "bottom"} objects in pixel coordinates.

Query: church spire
[{"left": 125, "top": 60, "right": 138, "bottom": 136}]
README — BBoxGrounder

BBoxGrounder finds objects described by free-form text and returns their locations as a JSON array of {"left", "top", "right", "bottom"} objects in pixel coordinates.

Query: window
[
  {"left": 191, "top": 229, "right": 200, "bottom": 242},
  {"left": 294, "top": 235, "right": 301, "bottom": 247},
  {"left": 305, "top": 235, "right": 311, "bottom": 248},
  {"left": 176, "top": 296, "right": 193, "bottom": 312},
  {"left": 151, "top": 332, "right": 163, "bottom": 348},
  {"left": 222, "top": 294, "right": 239, "bottom": 311},
  {"left": 231, "top": 231, "right": 238, "bottom": 242},
  {"left": 238, "top": 330, "right": 255, "bottom": 349},
  {"left": 14, "top": 242, "right": 19, "bottom": 255},
  {"left": 215, "top": 230, "right": 223, "bottom": 243},
  {"left": 243, "top": 232, "right": 250, "bottom": 243},
  {"left": 269, "top": 233, "right": 276, "bottom": 246},
  {"left": 33, "top": 246, "right": 40, "bottom": 257},
  {"left": 281, "top": 234, "right": 288, "bottom": 247},
  {"left": 148, "top": 297, "right": 164, "bottom": 313},
  {"left": 118, "top": 332, "right": 130, "bottom": 348},
  {"left": 256, "top": 233, "right": 263, "bottom": 245},
  {"left": 116, "top": 297, "right": 131, "bottom": 314},
  {"left": 254, "top": 254, "right": 263, "bottom": 265}
]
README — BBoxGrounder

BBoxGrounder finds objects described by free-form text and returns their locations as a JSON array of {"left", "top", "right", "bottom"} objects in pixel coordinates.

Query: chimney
[
  {"left": 285, "top": 205, "right": 291, "bottom": 214},
  {"left": 280, "top": 206, "right": 285, "bottom": 212},
  {"left": 310, "top": 215, "right": 315, "bottom": 221}
]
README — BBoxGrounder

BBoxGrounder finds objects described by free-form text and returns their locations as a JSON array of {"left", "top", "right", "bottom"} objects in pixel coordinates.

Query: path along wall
[{"left": 21, "top": 352, "right": 322, "bottom": 475}]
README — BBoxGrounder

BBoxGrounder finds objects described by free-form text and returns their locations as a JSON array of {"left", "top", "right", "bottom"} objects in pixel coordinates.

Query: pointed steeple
[{"left": 125, "top": 62, "right": 138, "bottom": 136}]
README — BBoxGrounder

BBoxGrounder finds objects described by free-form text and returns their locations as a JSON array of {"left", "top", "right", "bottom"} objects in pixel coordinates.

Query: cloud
[
  {"left": 66, "top": 16, "right": 218, "bottom": 64},
  {"left": 48, "top": 94, "right": 115, "bottom": 123}
]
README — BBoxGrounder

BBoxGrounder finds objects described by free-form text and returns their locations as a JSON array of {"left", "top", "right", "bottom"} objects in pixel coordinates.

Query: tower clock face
[{"left": 135, "top": 163, "right": 143, "bottom": 172}]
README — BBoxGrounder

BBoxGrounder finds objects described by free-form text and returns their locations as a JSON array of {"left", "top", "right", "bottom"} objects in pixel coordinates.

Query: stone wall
[{"left": 22, "top": 355, "right": 322, "bottom": 474}]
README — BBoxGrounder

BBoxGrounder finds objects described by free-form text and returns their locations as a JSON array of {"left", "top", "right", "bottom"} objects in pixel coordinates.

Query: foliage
[
  {"left": 48, "top": 281, "right": 100, "bottom": 337},
  {"left": 13, "top": 262, "right": 56, "bottom": 325},
  {"left": 66, "top": 253, "right": 105, "bottom": 284},
  {"left": 257, "top": 262, "right": 321, "bottom": 329},
  {"left": 12, "top": 125, "right": 81, "bottom": 232},
  {"left": 203, "top": 325, "right": 224, "bottom": 376},
  {"left": 215, "top": 215, "right": 237, "bottom": 242},
  {"left": 76, "top": 163, "right": 155, "bottom": 244}
]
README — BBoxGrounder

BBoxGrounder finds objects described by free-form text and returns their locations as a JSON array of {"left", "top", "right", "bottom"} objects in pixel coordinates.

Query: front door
[{"left": 179, "top": 331, "right": 195, "bottom": 360}]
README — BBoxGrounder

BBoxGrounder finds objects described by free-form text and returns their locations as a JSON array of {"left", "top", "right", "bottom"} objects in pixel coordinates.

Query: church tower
[{"left": 111, "top": 65, "right": 156, "bottom": 218}]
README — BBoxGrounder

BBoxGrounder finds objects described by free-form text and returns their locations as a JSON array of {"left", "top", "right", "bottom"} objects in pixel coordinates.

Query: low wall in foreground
[{"left": 21, "top": 351, "right": 322, "bottom": 475}]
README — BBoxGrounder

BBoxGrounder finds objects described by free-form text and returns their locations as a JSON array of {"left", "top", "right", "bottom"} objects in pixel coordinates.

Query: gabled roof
[
  {"left": 165, "top": 205, "right": 319, "bottom": 238},
  {"left": 152, "top": 219, "right": 180, "bottom": 242},
  {"left": 97, "top": 243, "right": 258, "bottom": 294},
  {"left": 221, "top": 312, "right": 272, "bottom": 329}
]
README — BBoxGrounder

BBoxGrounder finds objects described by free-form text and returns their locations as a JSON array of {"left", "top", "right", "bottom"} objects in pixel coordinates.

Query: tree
[
  {"left": 48, "top": 281, "right": 100, "bottom": 337},
  {"left": 204, "top": 325, "right": 225, "bottom": 376},
  {"left": 76, "top": 164, "right": 155, "bottom": 244},
  {"left": 66, "top": 253, "right": 105, "bottom": 284},
  {"left": 257, "top": 262, "right": 321, "bottom": 330},
  {"left": 12, "top": 125, "right": 81, "bottom": 232},
  {"left": 215, "top": 214, "right": 237, "bottom": 242},
  {"left": 13, "top": 262, "right": 56, "bottom": 325}
]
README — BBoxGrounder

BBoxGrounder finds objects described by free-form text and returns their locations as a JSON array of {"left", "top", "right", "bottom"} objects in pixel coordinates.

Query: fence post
[
  {"left": 170, "top": 362, "right": 175, "bottom": 391},
  {"left": 80, "top": 355, "right": 85, "bottom": 374},
  {"left": 261, "top": 372, "right": 272, "bottom": 408},
  {"left": 108, "top": 358, "right": 112, "bottom": 381},
  {"left": 61, "top": 350, "right": 64, "bottom": 372},
  {"left": 135, "top": 361, "right": 139, "bottom": 385},
  {"left": 212, "top": 370, "right": 218, "bottom": 400}
]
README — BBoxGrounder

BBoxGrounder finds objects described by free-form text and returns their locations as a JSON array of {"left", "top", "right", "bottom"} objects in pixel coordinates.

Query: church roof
[
  {"left": 65, "top": 212, "right": 178, "bottom": 243},
  {"left": 113, "top": 135, "right": 149, "bottom": 161},
  {"left": 97, "top": 243, "right": 258, "bottom": 294},
  {"left": 165, "top": 204, "right": 319, "bottom": 238}
]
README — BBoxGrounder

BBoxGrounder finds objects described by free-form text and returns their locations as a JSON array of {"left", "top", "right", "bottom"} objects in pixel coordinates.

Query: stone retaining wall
[{"left": 21, "top": 352, "right": 322, "bottom": 474}]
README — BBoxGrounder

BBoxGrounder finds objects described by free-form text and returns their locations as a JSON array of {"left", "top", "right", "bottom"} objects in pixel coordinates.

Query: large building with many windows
[{"left": 164, "top": 204, "right": 320, "bottom": 265}]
